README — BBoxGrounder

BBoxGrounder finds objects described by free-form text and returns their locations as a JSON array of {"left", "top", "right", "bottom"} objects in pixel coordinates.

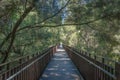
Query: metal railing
[
  {"left": 64, "top": 46, "right": 120, "bottom": 80},
  {"left": 0, "top": 46, "right": 56, "bottom": 80},
  {"left": 73, "top": 48, "right": 117, "bottom": 76}
]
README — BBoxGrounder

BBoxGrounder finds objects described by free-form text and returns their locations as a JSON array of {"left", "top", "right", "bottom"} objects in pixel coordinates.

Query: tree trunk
[{"left": 1, "top": 4, "right": 34, "bottom": 63}]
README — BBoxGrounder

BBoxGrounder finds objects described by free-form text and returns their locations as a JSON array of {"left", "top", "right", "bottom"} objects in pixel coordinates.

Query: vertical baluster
[{"left": 116, "top": 62, "right": 120, "bottom": 80}]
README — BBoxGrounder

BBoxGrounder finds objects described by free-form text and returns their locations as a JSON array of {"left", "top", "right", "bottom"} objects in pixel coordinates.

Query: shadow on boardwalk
[{"left": 40, "top": 48, "right": 84, "bottom": 80}]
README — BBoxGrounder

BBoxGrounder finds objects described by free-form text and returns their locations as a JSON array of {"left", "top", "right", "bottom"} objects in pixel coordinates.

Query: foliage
[
  {"left": 0, "top": 0, "right": 120, "bottom": 63},
  {"left": 64, "top": 0, "right": 120, "bottom": 61},
  {"left": 0, "top": 0, "right": 63, "bottom": 63}
]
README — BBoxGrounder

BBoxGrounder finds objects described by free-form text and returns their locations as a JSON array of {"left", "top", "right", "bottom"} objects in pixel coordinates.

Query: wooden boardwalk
[{"left": 39, "top": 48, "right": 84, "bottom": 80}]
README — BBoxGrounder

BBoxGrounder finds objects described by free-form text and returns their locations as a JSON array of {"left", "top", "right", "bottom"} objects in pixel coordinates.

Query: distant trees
[{"left": 62, "top": 0, "right": 120, "bottom": 61}]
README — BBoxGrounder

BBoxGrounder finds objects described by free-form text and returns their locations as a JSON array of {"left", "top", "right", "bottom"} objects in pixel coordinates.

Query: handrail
[
  {"left": 0, "top": 55, "right": 29, "bottom": 67},
  {"left": 72, "top": 47, "right": 117, "bottom": 69},
  {"left": 6, "top": 50, "right": 50, "bottom": 80},
  {"left": 0, "top": 47, "right": 50, "bottom": 67},
  {"left": 64, "top": 45, "right": 120, "bottom": 80},
  {"left": 0, "top": 46, "right": 56, "bottom": 80},
  {"left": 75, "top": 48, "right": 118, "bottom": 63},
  {"left": 68, "top": 47, "right": 116, "bottom": 79},
  {"left": 0, "top": 47, "right": 50, "bottom": 74}
]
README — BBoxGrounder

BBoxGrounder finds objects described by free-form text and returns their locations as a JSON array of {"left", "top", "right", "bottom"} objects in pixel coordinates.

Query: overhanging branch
[
  {"left": 18, "top": 0, "right": 71, "bottom": 30},
  {"left": 18, "top": 15, "right": 105, "bottom": 32}
]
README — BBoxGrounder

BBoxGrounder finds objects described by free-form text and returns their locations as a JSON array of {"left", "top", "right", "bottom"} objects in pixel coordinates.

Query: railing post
[
  {"left": 94, "top": 55, "right": 96, "bottom": 60},
  {"left": 54, "top": 46, "right": 55, "bottom": 53},
  {"left": 6, "top": 63, "right": 10, "bottom": 70},
  {"left": 102, "top": 57, "right": 104, "bottom": 63},
  {"left": 53, "top": 46, "right": 57, "bottom": 54},
  {"left": 19, "top": 58, "right": 22, "bottom": 64},
  {"left": 52, "top": 47, "right": 54, "bottom": 54},
  {"left": 116, "top": 62, "right": 120, "bottom": 80}
]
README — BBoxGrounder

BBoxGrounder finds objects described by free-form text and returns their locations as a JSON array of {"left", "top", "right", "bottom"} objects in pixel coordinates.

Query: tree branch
[
  {"left": 39, "top": 0, "right": 70, "bottom": 23},
  {"left": 17, "top": 15, "right": 106, "bottom": 32},
  {"left": 0, "top": 0, "right": 70, "bottom": 49},
  {"left": 0, "top": 4, "right": 34, "bottom": 63},
  {"left": 18, "top": 0, "right": 71, "bottom": 31},
  {"left": 8, "top": 13, "right": 112, "bottom": 39}
]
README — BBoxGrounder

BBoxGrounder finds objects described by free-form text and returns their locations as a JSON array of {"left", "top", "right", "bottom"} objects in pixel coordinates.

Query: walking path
[{"left": 39, "top": 48, "right": 84, "bottom": 80}]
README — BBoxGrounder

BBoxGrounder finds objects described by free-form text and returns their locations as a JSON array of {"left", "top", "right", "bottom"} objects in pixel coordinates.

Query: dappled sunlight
[
  {"left": 40, "top": 48, "right": 84, "bottom": 80},
  {"left": 41, "top": 72, "right": 80, "bottom": 80},
  {"left": 53, "top": 58, "right": 70, "bottom": 61},
  {"left": 57, "top": 49, "right": 65, "bottom": 52},
  {"left": 47, "top": 68, "right": 58, "bottom": 71}
]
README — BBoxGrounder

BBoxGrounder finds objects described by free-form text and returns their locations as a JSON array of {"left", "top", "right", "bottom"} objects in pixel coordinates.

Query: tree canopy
[{"left": 0, "top": 0, "right": 120, "bottom": 63}]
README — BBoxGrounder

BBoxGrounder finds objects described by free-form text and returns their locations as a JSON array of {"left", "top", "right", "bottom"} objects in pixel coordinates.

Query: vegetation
[
  {"left": 64, "top": 0, "right": 120, "bottom": 61},
  {"left": 0, "top": 0, "right": 120, "bottom": 64}
]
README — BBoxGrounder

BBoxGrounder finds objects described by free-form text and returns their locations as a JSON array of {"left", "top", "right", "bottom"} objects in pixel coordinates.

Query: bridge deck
[{"left": 39, "top": 48, "right": 84, "bottom": 80}]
